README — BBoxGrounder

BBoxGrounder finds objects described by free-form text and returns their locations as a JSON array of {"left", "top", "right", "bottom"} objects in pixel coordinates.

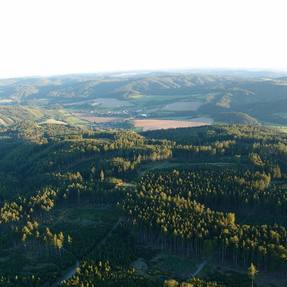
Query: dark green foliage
[{"left": 1, "top": 123, "right": 287, "bottom": 287}]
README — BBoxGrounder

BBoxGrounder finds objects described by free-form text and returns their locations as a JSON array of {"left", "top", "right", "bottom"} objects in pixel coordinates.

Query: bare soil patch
[{"left": 133, "top": 119, "right": 210, "bottom": 131}]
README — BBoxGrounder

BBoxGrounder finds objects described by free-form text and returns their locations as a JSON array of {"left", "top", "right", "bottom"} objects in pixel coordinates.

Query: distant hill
[
  {"left": 1, "top": 71, "right": 287, "bottom": 125},
  {"left": 0, "top": 106, "right": 44, "bottom": 126},
  {"left": 213, "top": 112, "right": 259, "bottom": 125},
  {"left": 0, "top": 106, "right": 87, "bottom": 127}
]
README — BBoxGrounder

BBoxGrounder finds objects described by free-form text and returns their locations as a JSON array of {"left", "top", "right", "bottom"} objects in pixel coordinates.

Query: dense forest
[{"left": 0, "top": 122, "right": 287, "bottom": 286}]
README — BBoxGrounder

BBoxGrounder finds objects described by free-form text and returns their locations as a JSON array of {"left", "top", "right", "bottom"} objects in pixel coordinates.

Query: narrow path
[
  {"left": 48, "top": 217, "right": 123, "bottom": 287},
  {"left": 191, "top": 260, "right": 208, "bottom": 277},
  {"left": 94, "top": 217, "right": 123, "bottom": 250},
  {"left": 81, "top": 217, "right": 123, "bottom": 258}
]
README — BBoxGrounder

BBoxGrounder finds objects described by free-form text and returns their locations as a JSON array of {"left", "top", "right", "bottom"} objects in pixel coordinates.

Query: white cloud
[{"left": 0, "top": 0, "right": 286, "bottom": 78}]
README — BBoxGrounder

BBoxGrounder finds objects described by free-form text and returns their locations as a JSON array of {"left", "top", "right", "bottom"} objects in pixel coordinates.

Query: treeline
[
  {"left": 142, "top": 125, "right": 287, "bottom": 146},
  {"left": 135, "top": 169, "right": 287, "bottom": 213},
  {"left": 144, "top": 125, "right": 287, "bottom": 174},
  {"left": 122, "top": 171, "right": 287, "bottom": 271},
  {"left": 0, "top": 124, "right": 172, "bottom": 189}
]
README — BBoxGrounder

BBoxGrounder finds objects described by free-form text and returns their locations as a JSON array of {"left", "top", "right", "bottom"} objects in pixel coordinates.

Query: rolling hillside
[
  {"left": 0, "top": 71, "right": 287, "bottom": 126},
  {"left": 0, "top": 106, "right": 88, "bottom": 127}
]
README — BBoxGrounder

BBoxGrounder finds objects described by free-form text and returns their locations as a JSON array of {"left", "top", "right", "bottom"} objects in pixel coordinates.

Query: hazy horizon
[{"left": 1, "top": 67, "right": 287, "bottom": 81}]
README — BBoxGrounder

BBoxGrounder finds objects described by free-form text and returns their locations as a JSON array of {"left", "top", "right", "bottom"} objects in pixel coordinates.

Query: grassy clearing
[{"left": 148, "top": 253, "right": 199, "bottom": 278}]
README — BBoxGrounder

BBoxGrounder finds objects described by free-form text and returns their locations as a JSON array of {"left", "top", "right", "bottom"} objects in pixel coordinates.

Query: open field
[
  {"left": 73, "top": 113, "right": 212, "bottom": 131},
  {"left": 162, "top": 101, "right": 202, "bottom": 111},
  {"left": 90, "top": 98, "right": 132, "bottom": 108},
  {"left": 72, "top": 113, "right": 119, "bottom": 123},
  {"left": 133, "top": 119, "right": 210, "bottom": 131},
  {"left": 39, "top": 119, "right": 67, "bottom": 125},
  {"left": 268, "top": 125, "right": 287, "bottom": 133}
]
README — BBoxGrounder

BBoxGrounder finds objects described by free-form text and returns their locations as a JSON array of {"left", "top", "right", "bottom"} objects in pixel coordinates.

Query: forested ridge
[{"left": 0, "top": 123, "right": 287, "bottom": 286}]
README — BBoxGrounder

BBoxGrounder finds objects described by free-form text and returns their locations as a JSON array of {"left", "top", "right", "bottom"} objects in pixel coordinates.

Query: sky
[{"left": 0, "top": 0, "right": 287, "bottom": 78}]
